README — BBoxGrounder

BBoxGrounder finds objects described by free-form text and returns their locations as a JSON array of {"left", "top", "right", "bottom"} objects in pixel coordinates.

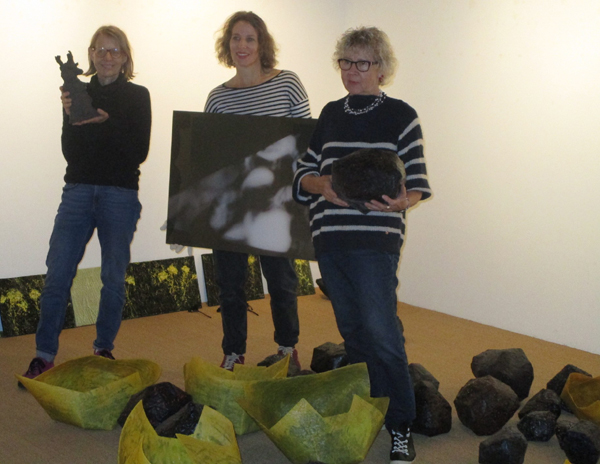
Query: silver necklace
[{"left": 344, "top": 91, "right": 386, "bottom": 115}]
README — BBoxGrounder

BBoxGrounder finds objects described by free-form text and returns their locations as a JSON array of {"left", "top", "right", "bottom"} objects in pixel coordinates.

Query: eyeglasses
[
  {"left": 338, "top": 59, "right": 378, "bottom": 72},
  {"left": 91, "top": 47, "right": 123, "bottom": 58}
]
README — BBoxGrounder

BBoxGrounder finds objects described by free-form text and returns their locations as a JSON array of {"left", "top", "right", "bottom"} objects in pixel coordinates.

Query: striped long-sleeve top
[
  {"left": 204, "top": 70, "right": 311, "bottom": 118},
  {"left": 292, "top": 94, "right": 432, "bottom": 255}
]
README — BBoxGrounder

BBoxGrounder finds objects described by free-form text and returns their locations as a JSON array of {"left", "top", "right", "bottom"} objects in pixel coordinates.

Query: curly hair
[
  {"left": 333, "top": 26, "right": 397, "bottom": 86},
  {"left": 215, "top": 11, "right": 278, "bottom": 70},
  {"left": 84, "top": 25, "right": 135, "bottom": 80}
]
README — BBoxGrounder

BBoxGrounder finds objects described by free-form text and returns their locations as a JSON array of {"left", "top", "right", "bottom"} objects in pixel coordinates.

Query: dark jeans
[
  {"left": 213, "top": 249, "right": 299, "bottom": 355},
  {"left": 36, "top": 184, "right": 141, "bottom": 361},
  {"left": 318, "top": 249, "right": 416, "bottom": 428}
]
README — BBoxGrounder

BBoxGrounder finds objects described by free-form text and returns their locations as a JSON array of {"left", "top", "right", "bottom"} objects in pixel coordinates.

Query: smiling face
[
  {"left": 90, "top": 33, "right": 127, "bottom": 86},
  {"left": 229, "top": 21, "right": 260, "bottom": 70},
  {"left": 340, "top": 47, "right": 382, "bottom": 96}
]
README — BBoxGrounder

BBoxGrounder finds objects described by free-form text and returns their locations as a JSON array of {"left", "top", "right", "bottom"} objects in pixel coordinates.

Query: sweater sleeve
[
  {"left": 285, "top": 71, "right": 311, "bottom": 119},
  {"left": 397, "top": 110, "right": 432, "bottom": 201},
  {"left": 115, "top": 84, "right": 152, "bottom": 168},
  {"left": 293, "top": 104, "right": 327, "bottom": 205}
]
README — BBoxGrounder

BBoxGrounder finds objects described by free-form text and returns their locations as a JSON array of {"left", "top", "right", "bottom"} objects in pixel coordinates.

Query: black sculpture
[{"left": 55, "top": 51, "right": 98, "bottom": 124}]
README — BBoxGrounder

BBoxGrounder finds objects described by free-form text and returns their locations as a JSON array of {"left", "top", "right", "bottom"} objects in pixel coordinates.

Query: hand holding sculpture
[{"left": 55, "top": 51, "right": 100, "bottom": 124}]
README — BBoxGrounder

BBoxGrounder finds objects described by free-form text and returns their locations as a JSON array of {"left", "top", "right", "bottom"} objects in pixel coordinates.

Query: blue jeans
[
  {"left": 36, "top": 184, "right": 141, "bottom": 361},
  {"left": 213, "top": 250, "right": 299, "bottom": 355},
  {"left": 318, "top": 250, "right": 416, "bottom": 428}
]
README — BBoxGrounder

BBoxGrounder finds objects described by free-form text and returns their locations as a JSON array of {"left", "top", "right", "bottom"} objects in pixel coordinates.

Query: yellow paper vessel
[
  {"left": 16, "top": 356, "right": 161, "bottom": 430},
  {"left": 118, "top": 401, "right": 241, "bottom": 464},
  {"left": 184, "top": 356, "right": 289, "bottom": 435},
  {"left": 561, "top": 373, "right": 600, "bottom": 426},
  {"left": 238, "top": 363, "right": 389, "bottom": 464}
]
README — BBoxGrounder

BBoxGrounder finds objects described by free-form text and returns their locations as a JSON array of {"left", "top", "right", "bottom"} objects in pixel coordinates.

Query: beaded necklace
[{"left": 343, "top": 91, "right": 386, "bottom": 115}]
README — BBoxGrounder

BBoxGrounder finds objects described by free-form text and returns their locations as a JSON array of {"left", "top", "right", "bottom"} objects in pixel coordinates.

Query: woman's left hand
[
  {"left": 72, "top": 108, "right": 109, "bottom": 126},
  {"left": 365, "top": 184, "right": 410, "bottom": 212}
]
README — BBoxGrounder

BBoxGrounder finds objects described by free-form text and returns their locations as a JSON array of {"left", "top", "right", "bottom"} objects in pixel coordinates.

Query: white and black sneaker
[{"left": 389, "top": 425, "right": 416, "bottom": 463}]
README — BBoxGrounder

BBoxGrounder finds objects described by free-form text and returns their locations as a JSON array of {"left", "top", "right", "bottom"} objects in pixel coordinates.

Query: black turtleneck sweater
[{"left": 61, "top": 73, "right": 151, "bottom": 190}]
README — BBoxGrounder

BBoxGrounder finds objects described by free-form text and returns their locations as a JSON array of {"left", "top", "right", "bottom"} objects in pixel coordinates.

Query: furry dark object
[{"left": 332, "top": 148, "right": 406, "bottom": 214}]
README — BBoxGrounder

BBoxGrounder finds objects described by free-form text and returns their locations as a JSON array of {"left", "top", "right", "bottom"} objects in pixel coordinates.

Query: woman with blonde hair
[
  {"left": 20, "top": 25, "right": 151, "bottom": 385},
  {"left": 294, "top": 26, "right": 431, "bottom": 463}
]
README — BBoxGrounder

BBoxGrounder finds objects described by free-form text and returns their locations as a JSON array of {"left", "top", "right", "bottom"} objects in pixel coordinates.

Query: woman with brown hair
[{"left": 205, "top": 11, "right": 311, "bottom": 370}]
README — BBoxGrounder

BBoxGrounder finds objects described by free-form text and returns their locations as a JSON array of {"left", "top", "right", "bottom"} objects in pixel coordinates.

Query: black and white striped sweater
[{"left": 293, "top": 94, "right": 432, "bottom": 255}]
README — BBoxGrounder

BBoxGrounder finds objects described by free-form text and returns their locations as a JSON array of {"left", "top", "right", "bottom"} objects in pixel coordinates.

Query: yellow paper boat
[
  {"left": 238, "top": 363, "right": 388, "bottom": 464},
  {"left": 118, "top": 401, "right": 241, "bottom": 464},
  {"left": 16, "top": 356, "right": 161, "bottom": 430},
  {"left": 184, "top": 356, "right": 289, "bottom": 435},
  {"left": 561, "top": 373, "right": 600, "bottom": 426}
]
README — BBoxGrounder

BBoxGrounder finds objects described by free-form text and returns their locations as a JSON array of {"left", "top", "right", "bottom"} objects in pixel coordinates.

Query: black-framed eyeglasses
[
  {"left": 338, "top": 59, "right": 378, "bottom": 72},
  {"left": 91, "top": 47, "right": 123, "bottom": 58}
]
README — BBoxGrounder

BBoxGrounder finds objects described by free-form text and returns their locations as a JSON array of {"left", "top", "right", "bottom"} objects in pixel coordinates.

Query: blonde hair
[
  {"left": 215, "top": 11, "right": 278, "bottom": 70},
  {"left": 333, "top": 26, "right": 397, "bottom": 86},
  {"left": 85, "top": 25, "right": 135, "bottom": 80}
]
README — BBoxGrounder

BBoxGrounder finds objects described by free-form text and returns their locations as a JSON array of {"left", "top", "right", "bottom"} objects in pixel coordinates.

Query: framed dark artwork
[
  {"left": 166, "top": 112, "right": 317, "bottom": 261},
  {"left": 0, "top": 275, "right": 75, "bottom": 337},
  {"left": 201, "top": 253, "right": 265, "bottom": 308},
  {"left": 294, "top": 260, "right": 315, "bottom": 297},
  {"left": 121, "top": 256, "right": 201, "bottom": 320}
]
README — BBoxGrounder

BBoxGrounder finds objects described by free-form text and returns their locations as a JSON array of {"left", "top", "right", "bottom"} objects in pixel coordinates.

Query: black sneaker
[{"left": 389, "top": 425, "right": 416, "bottom": 463}]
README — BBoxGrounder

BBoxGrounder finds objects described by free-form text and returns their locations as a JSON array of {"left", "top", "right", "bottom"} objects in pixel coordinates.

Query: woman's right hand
[
  {"left": 60, "top": 86, "right": 109, "bottom": 125},
  {"left": 301, "top": 174, "right": 349, "bottom": 207}
]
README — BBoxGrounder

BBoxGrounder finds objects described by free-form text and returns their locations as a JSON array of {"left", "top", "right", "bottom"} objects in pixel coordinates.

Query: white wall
[
  {"left": 345, "top": 0, "right": 600, "bottom": 355},
  {"left": 1, "top": 1, "right": 598, "bottom": 354}
]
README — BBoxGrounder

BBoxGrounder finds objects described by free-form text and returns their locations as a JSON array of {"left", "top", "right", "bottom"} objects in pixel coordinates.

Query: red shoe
[
  {"left": 278, "top": 346, "right": 301, "bottom": 370},
  {"left": 18, "top": 357, "right": 55, "bottom": 389},
  {"left": 220, "top": 353, "right": 245, "bottom": 371},
  {"left": 94, "top": 349, "right": 115, "bottom": 360}
]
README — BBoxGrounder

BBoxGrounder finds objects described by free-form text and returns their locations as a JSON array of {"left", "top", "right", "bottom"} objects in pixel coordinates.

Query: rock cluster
[{"left": 118, "top": 382, "right": 203, "bottom": 437}]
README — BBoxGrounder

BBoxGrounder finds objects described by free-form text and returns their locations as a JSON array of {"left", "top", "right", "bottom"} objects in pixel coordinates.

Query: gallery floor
[{"left": 0, "top": 291, "right": 598, "bottom": 463}]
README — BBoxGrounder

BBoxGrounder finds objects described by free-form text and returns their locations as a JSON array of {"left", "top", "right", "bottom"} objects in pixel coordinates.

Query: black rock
[
  {"left": 547, "top": 364, "right": 592, "bottom": 396},
  {"left": 412, "top": 380, "right": 452, "bottom": 437},
  {"left": 557, "top": 420, "right": 600, "bottom": 464},
  {"left": 479, "top": 426, "right": 528, "bottom": 464},
  {"left": 471, "top": 348, "right": 534, "bottom": 400},
  {"left": 556, "top": 416, "right": 580, "bottom": 443},
  {"left": 517, "top": 410, "right": 557, "bottom": 442},
  {"left": 331, "top": 148, "right": 406, "bottom": 214},
  {"left": 118, "top": 382, "right": 193, "bottom": 427},
  {"left": 154, "top": 402, "right": 204, "bottom": 438},
  {"left": 409, "top": 363, "right": 440, "bottom": 390},
  {"left": 518, "top": 388, "right": 562, "bottom": 419},
  {"left": 257, "top": 353, "right": 301, "bottom": 377},
  {"left": 454, "top": 376, "right": 521, "bottom": 436},
  {"left": 310, "top": 342, "right": 348, "bottom": 373}
]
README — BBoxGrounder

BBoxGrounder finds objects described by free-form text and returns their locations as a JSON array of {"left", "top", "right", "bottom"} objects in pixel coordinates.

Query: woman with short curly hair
[{"left": 294, "top": 26, "right": 431, "bottom": 463}]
